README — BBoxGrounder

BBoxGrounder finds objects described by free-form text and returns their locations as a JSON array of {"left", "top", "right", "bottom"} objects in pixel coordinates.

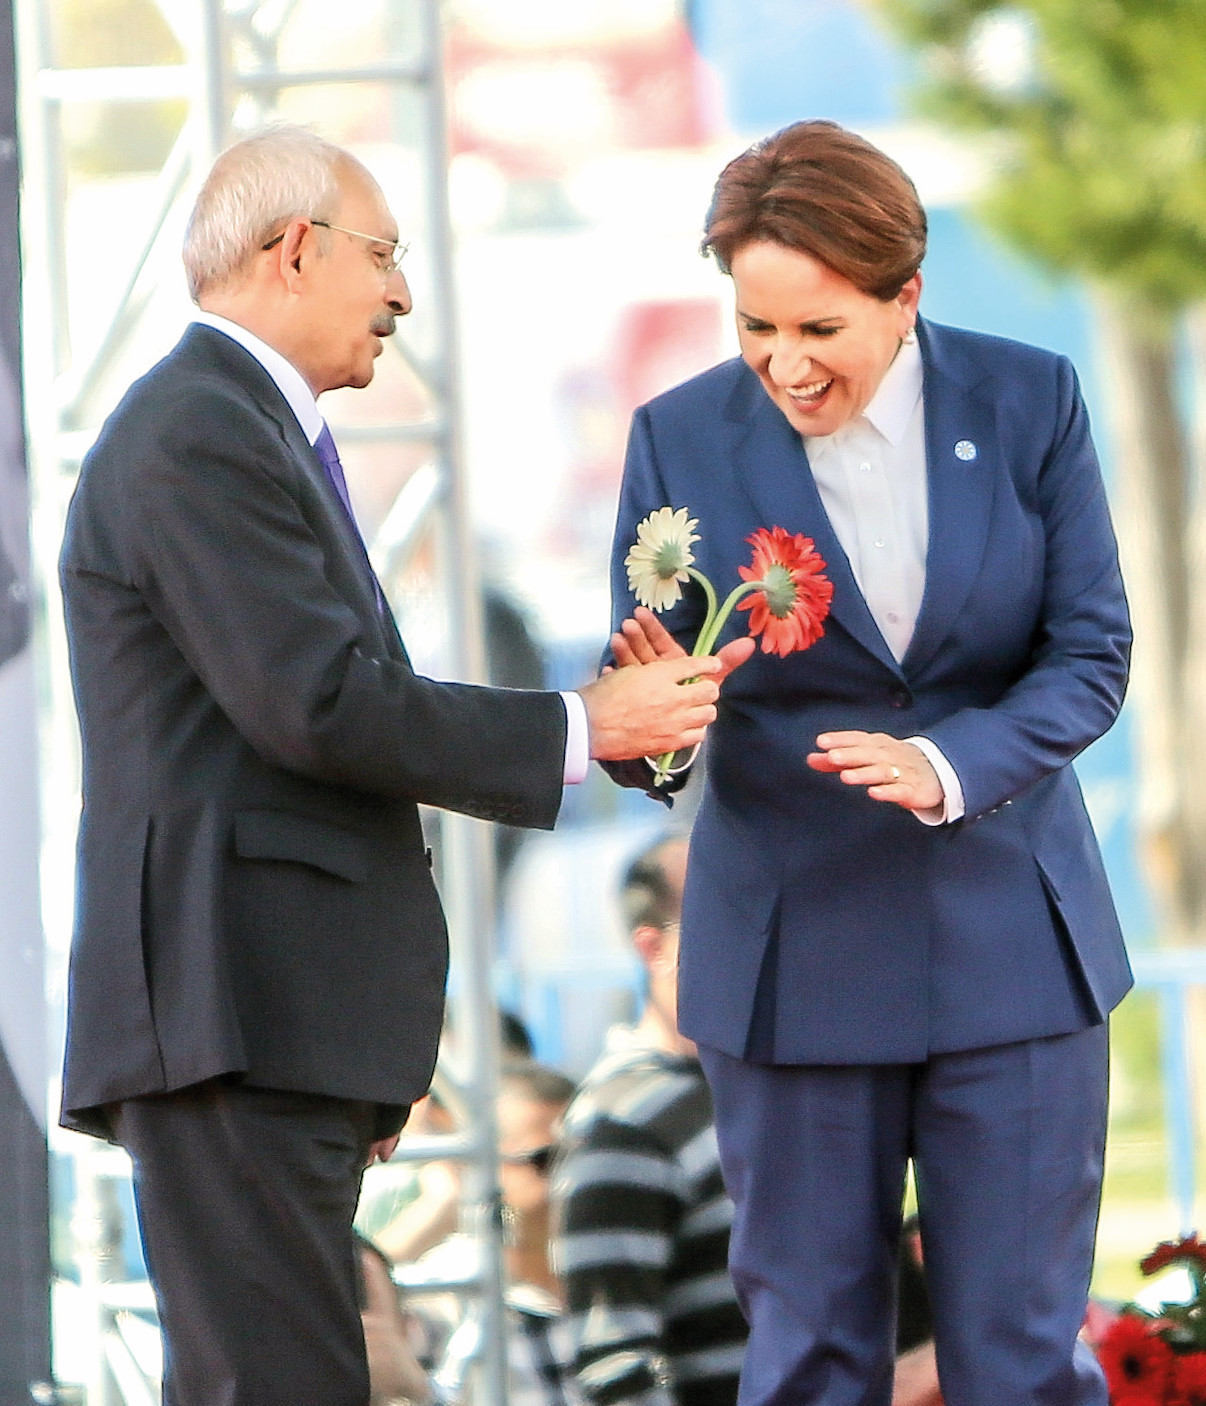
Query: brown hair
[
  {"left": 620, "top": 834, "right": 687, "bottom": 934},
  {"left": 500, "top": 1060, "right": 576, "bottom": 1108},
  {"left": 702, "top": 120, "right": 927, "bottom": 300}
]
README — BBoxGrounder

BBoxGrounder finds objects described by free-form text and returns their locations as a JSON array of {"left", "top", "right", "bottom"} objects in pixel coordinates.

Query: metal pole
[
  {"left": 1157, "top": 984, "right": 1198, "bottom": 1234},
  {"left": 415, "top": 3, "right": 508, "bottom": 1403},
  {"left": 197, "top": 0, "right": 229, "bottom": 161},
  {"left": 24, "top": 0, "right": 511, "bottom": 1397}
]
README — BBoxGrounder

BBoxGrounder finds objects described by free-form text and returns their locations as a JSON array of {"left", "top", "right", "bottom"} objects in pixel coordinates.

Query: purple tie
[
  {"left": 313, "top": 422, "right": 386, "bottom": 613},
  {"left": 314, "top": 422, "right": 356, "bottom": 524}
]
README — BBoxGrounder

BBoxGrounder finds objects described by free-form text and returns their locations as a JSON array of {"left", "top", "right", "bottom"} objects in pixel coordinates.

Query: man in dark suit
[{"left": 58, "top": 125, "right": 744, "bottom": 1406}]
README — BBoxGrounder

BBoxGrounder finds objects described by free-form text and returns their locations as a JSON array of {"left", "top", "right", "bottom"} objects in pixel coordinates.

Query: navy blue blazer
[{"left": 608, "top": 318, "right": 1132, "bottom": 1064}]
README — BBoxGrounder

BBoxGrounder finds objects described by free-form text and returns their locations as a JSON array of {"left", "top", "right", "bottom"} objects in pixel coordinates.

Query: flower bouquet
[
  {"left": 623, "top": 507, "right": 833, "bottom": 785},
  {"left": 1097, "top": 1235, "right": 1206, "bottom": 1404}
]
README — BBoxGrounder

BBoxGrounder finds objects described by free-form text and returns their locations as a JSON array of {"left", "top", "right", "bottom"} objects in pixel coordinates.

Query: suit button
[{"left": 889, "top": 688, "right": 912, "bottom": 709}]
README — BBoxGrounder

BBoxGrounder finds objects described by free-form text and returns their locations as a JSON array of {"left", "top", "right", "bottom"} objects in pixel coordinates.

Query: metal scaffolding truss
[{"left": 17, "top": 1, "right": 510, "bottom": 1401}]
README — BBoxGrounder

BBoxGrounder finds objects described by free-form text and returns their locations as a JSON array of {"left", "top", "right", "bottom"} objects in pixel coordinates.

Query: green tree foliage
[
  {"left": 872, "top": 0, "right": 1206, "bottom": 957},
  {"left": 876, "top": 0, "right": 1206, "bottom": 309}
]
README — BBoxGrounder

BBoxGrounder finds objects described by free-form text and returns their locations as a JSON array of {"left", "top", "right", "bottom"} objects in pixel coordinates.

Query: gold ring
[{"left": 889, "top": 765, "right": 901, "bottom": 782}]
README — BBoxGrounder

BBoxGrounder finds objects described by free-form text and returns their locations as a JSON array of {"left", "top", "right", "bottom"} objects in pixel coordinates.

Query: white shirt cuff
[
  {"left": 560, "top": 691, "right": 590, "bottom": 785},
  {"left": 905, "top": 736, "right": 965, "bottom": 825}
]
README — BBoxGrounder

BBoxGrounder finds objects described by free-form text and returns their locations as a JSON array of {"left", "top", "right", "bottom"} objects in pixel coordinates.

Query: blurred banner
[{"left": 0, "top": 0, "right": 53, "bottom": 1396}]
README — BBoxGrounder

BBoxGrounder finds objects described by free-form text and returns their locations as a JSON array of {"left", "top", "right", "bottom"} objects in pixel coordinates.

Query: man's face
[
  {"left": 497, "top": 1092, "right": 563, "bottom": 1219},
  {"left": 298, "top": 162, "right": 412, "bottom": 395}
]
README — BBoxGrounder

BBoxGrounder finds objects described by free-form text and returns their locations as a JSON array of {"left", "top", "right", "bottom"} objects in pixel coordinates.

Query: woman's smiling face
[{"left": 731, "top": 240, "right": 921, "bottom": 438}]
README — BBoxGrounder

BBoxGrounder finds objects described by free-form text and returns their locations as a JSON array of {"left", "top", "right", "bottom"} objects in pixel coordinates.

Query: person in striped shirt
[{"left": 551, "top": 835, "right": 747, "bottom": 1406}]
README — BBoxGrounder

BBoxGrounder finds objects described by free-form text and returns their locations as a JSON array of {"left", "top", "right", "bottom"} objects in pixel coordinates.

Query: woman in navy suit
[{"left": 607, "top": 122, "right": 1130, "bottom": 1406}]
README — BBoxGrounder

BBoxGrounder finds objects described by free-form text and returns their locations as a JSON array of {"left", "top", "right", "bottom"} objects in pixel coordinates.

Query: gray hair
[{"left": 182, "top": 124, "right": 349, "bottom": 302}]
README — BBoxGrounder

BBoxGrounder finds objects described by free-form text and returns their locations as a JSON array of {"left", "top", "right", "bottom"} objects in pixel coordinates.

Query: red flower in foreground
[
  {"left": 737, "top": 527, "right": 833, "bottom": 657},
  {"left": 1098, "top": 1313, "right": 1174, "bottom": 1400},
  {"left": 1143, "top": 1235, "right": 1206, "bottom": 1278},
  {"left": 1173, "top": 1351, "right": 1206, "bottom": 1406}
]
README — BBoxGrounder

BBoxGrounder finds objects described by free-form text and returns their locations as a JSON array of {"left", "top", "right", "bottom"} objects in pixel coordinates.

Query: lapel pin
[{"left": 954, "top": 440, "right": 977, "bottom": 461}]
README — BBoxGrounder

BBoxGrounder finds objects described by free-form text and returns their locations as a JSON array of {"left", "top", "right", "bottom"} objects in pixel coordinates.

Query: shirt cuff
[
  {"left": 905, "top": 736, "right": 966, "bottom": 826},
  {"left": 560, "top": 690, "right": 590, "bottom": 785}
]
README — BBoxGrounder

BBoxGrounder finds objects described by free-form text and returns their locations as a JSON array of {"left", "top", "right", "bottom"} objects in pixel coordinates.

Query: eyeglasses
[
  {"left": 261, "top": 220, "right": 409, "bottom": 275},
  {"left": 500, "top": 1145, "right": 555, "bottom": 1174}
]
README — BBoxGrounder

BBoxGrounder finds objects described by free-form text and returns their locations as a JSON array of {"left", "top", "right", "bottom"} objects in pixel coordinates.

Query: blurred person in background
[
  {"left": 430, "top": 1062, "right": 582, "bottom": 1406},
  {"left": 357, "top": 1012, "right": 535, "bottom": 1266},
  {"left": 605, "top": 120, "right": 1129, "bottom": 1406},
  {"left": 553, "top": 835, "right": 942, "bottom": 1406},
  {"left": 358, "top": 1089, "right": 462, "bottom": 1269},
  {"left": 359, "top": 1235, "right": 433, "bottom": 1406},
  {"left": 57, "top": 121, "right": 746, "bottom": 1406}
]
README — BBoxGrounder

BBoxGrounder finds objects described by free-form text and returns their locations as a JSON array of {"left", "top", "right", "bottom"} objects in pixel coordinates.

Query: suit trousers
[
  {"left": 698, "top": 1025, "right": 1110, "bottom": 1406},
  {"left": 111, "top": 1079, "right": 380, "bottom": 1406}
]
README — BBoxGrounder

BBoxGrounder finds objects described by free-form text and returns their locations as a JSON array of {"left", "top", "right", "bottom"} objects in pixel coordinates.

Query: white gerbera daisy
[{"left": 624, "top": 507, "right": 700, "bottom": 611}]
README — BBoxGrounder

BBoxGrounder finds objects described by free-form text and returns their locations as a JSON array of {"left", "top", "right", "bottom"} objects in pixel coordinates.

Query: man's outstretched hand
[
  {"left": 578, "top": 608, "right": 756, "bottom": 762},
  {"left": 578, "top": 654, "right": 721, "bottom": 761}
]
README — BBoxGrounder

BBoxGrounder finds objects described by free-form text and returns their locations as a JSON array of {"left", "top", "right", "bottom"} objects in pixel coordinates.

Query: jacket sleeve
[
  {"left": 922, "top": 359, "right": 1131, "bottom": 820},
  {"left": 105, "top": 386, "right": 566, "bottom": 826}
]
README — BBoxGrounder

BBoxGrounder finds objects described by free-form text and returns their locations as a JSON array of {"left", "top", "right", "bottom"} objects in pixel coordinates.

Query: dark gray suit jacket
[{"left": 60, "top": 324, "right": 566, "bottom": 1137}]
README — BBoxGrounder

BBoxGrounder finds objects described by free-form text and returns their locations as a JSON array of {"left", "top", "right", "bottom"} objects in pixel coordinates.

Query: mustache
[{"left": 371, "top": 315, "right": 396, "bottom": 338}]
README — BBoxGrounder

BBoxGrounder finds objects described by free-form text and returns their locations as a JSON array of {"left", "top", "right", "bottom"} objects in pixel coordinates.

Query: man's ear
[
  {"left": 633, "top": 924, "right": 675, "bottom": 974},
  {"left": 272, "top": 218, "right": 311, "bottom": 290}
]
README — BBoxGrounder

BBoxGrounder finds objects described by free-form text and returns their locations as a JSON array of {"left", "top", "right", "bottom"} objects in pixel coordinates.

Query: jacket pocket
[{"left": 233, "top": 809, "right": 368, "bottom": 883}]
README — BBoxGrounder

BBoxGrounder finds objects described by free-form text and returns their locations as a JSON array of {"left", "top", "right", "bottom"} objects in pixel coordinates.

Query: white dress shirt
[
  {"left": 190, "top": 312, "right": 589, "bottom": 784},
  {"left": 803, "top": 335, "right": 964, "bottom": 823}
]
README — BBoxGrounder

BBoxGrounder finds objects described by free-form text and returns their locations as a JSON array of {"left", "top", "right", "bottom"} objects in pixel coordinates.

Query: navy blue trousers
[{"left": 699, "top": 1025, "right": 1109, "bottom": 1406}]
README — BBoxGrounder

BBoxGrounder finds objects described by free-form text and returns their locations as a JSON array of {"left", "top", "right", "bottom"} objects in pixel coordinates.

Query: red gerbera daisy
[
  {"left": 1173, "top": 1350, "right": 1206, "bottom": 1405},
  {"left": 1143, "top": 1235, "right": 1206, "bottom": 1277},
  {"left": 737, "top": 526, "right": 833, "bottom": 657},
  {"left": 1098, "top": 1313, "right": 1175, "bottom": 1400}
]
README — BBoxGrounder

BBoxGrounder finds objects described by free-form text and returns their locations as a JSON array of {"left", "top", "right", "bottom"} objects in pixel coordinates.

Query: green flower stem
[
  {"left": 651, "top": 575, "right": 762, "bottom": 787},
  {"left": 692, "top": 581, "right": 761, "bottom": 657},
  {"left": 685, "top": 567, "right": 718, "bottom": 636}
]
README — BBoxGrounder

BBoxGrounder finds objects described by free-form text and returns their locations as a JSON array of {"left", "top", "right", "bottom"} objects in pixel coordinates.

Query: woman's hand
[
  {"left": 611, "top": 606, "right": 755, "bottom": 683},
  {"left": 807, "top": 731, "right": 943, "bottom": 813}
]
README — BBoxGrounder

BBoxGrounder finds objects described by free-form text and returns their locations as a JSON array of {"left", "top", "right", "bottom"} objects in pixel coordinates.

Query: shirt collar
[
  {"left": 860, "top": 331, "right": 923, "bottom": 446},
  {"left": 805, "top": 331, "right": 923, "bottom": 455},
  {"left": 191, "top": 310, "right": 324, "bottom": 446}
]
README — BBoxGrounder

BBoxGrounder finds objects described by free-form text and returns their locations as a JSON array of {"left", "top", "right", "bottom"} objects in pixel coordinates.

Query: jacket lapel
[
  {"left": 287, "top": 420, "right": 411, "bottom": 665},
  {"left": 187, "top": 326, "right": 408, "bottom": 662},
  {"left": 902, "top": 321, "right": 999, "bottom": 678},
  {"left": 727, "top": 369, "right": 904, "bottom": 677}
]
